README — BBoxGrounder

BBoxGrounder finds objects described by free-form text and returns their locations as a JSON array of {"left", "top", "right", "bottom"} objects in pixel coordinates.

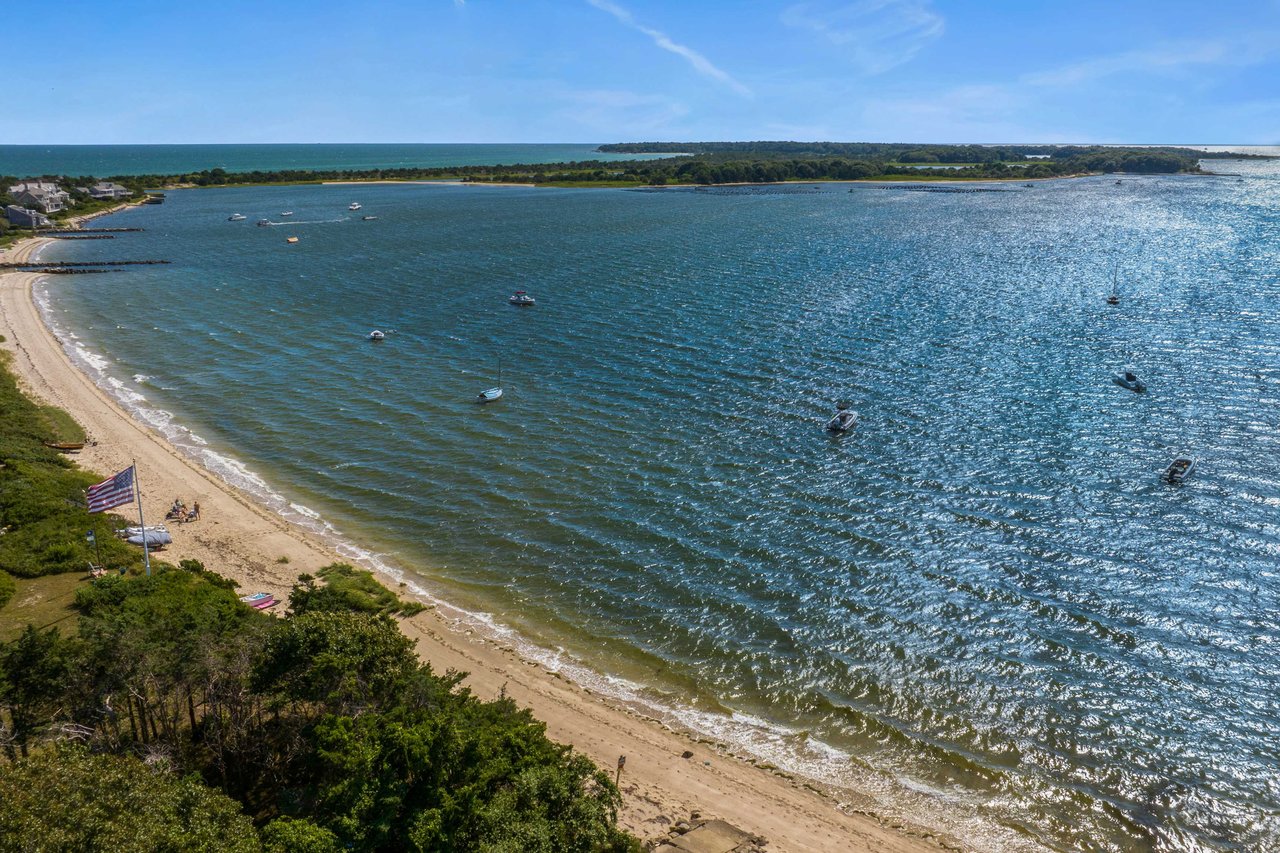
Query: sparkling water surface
[{"left": 39, "top": 161, "right": 1280, "bottom": 851}]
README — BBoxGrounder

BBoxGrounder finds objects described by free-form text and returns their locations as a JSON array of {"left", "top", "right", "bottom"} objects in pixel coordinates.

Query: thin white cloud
[
  {"left": 782, "top": 0, "right": 944, "bottom": 74},
  {"left": 554, "top": 88, "right": 691, "bottom": 134},
  {"left": 586, "top": 0, "right": 752, "bottom": 97},
  {"left": 1018, "top": 40, "right": 1239, "bottom": 87}
]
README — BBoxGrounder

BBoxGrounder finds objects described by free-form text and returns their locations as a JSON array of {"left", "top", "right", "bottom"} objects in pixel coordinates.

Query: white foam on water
[{"left": 31, "top": 278, "right": 1037, "bottom": 853}]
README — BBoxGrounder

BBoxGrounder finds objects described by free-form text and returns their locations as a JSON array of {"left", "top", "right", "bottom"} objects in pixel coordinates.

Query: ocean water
[
  {"left": 0, "top": 143, "right": 672, "bottom": 178},
  {"left": 36, "top": 161, "right": 1280, "bottom": 852}
]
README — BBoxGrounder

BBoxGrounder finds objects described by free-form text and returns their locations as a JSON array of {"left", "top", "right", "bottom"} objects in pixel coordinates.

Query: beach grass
[
  {"left": 34, "top": 404, "right": 86, "bottom": 444},
  {"left": 0, "top": 571, "right": 85, "bottom": 641}
]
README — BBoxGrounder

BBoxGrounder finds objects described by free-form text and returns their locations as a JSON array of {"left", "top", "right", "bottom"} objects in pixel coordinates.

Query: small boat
[
  {"left": 362, "top": 215, "right": 378, "bottom": 221},
  {"left": 117, "top": 524, "right": 169, "bottom": 539},
  {"left": 228, "top": 213, "right": 247, "bottom": 221},
  {"left": 1107, "top": 265, "right": 1120, "bottom": 305},
  {"left": 349, "top": 202, "right": 362, "bottom": 211},
  {"left": 121, "top": 525, "right": 172, "bottom": 547},
  {"left": 43, "top": 441, "right": 85, "bottom": 452},
  {"left": 508, "top": 290, "right": 536, "bottom": 306},
  {"left": 280, "top": 211, "right": 294, "bottom": 217},
  {"left": 1113, "top": 371, "right": 1146, "bottom": 393},
  {"left": 240, "top": 592, "right": 277, "bottom": 610},
  {"left": 1163, "top": 457, "right": 1195, "bottom": 484},
  {"left": 826, "top": 402, "right": 858, "bottom": 433},
  {"left": 368, "top": 330, "right": 385, "bottom": 341},
  {"left": 286, "top": 236, "right": 299, "bottom": 244},
  {"left": 256, "top": 219, "right": 272, "bottom": 227},
  {"left": 477, "top": 357, "right": 503, "bottom": 403}
]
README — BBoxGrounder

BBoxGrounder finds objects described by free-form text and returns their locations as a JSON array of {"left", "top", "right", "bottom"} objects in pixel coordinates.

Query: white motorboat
[
  {"left": 349, "top": 202, "right": 362, "bottom": 210},
  {"left": 362, "top": 215, "right": 378, "bottom": 221},
  {"left": 477, "top": 387, "right": 503, "bottom": 403},
  {"left": 1163, "top": 457, "right": 1195, "bottom": 484},
  {"left": 117, "top": 524, "right": 169, "bottom": 539},
  {"left": 368, "top": 330, "right": 385, "bottom": 341},
  {"left": 826, "top": 403, "right": 858, "bottom": 433},
  {"left": 228, "top": 213, "right": 247, "bottom": 221},
  {"left": 508, "top": 290, "right": 536, "bottom": 306},
  {"left": 280, "top": 211, "right": 294, "bottom": 217},
  {"left": 240, "top": 592, "right": 277, "bottom": 609},
  {"left": 1113, "top": 371, "right": 1146, "bottom": 393}
]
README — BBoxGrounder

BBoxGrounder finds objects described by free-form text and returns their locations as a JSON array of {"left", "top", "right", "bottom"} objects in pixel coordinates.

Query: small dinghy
[
  {"left": 240, "top": 592, "right": 277, "bottom": 610},
  {"left": 826, "top": 401, "right": 858, "bottom": 433},
  {"left": 508, "top": 290, "right": 536, "bottom": 306},
  {"left": 121, "top": 526, "right": 172, "bottom": 547},
  {"left": 476, "top": 387, "right": 503, "bottom": 403},
  {"left": 286, "top": 236, "right": 299, "bottom": 244},
  {"left": 1163, "top": 457, "right": 1195, "bottom": 484},
  {"left": 1113, "top": 371, "right": 1146, "bottom": 393},
  {"left": 280, "top": 211, "right": 294, "bottom": 217},
  {"left": 368, "top": 330, "right": 385, "bottom": 341},
  {"left": 362, "top": 215, "right": 378, "bottom": 221},
  {"left": 43, "top": 441, "right": 85, "bottom": 452}
]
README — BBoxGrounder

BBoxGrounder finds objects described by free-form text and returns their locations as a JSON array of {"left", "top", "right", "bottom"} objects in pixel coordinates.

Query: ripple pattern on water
[{"left": 43, "top": 165, "right": 1280, "bottom": 852}]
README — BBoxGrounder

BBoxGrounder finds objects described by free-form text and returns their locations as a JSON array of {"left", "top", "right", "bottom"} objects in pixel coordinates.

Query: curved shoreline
[{"left": 0, "top": 214, "right": 979, "bottom": 852}]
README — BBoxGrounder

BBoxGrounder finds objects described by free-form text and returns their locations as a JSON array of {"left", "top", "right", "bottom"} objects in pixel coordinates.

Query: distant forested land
[
  {"left": 598, "top": 141, "right": 1261, "bottom": 161},
  {"left": 3, "top": 141, "right": 1260, "bottom": 196}
]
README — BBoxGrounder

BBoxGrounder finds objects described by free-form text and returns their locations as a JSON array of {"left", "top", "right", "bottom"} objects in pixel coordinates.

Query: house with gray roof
[
  {"left": 8, "top": 182, "right": 70, "bottom": 213},
  {"left": 5, "top": 205, "right": 52, "bottom": 228}
]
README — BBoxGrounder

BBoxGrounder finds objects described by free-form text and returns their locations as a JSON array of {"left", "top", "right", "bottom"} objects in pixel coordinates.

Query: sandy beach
[{"left": 0, "top": 216, "right": 956, "bottom": 852}]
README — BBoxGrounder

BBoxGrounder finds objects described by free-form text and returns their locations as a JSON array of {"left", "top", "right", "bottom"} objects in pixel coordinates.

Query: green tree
[
  {"left": 0, "top": 748, "right": 260, "bottom": 853},
  {"left": 0, "top": 624, "right": 76, "bottom": 758}
]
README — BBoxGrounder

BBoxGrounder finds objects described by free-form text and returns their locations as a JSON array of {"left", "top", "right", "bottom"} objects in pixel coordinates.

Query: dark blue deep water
[
  {"left": 0, "top": 143, "right": 670, "bottom": 178},
  {"left": 38, "top": 160, "right": 1280, "bottom": 851}
]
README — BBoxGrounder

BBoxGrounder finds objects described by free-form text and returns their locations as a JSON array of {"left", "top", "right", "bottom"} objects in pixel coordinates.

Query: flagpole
[{"left": 133, "top": 461, "right": 150, "bottom": 576}]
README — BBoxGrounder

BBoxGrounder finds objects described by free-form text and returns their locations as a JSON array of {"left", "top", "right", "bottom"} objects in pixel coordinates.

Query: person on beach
[{"left": 186, "top": 500, "right": 200, "bottom": 522}]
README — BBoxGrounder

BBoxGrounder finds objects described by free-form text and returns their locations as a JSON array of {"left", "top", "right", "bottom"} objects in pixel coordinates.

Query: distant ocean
[
  {"left": 0, "top": 143, "right": 673, "bottom": 178},
  {"left": 30, "top": 152, "right": 1280, "bottom": 852}
]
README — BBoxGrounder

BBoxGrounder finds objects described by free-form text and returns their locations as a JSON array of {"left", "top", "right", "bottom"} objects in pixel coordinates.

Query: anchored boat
[
  {"left": 1113, "top": 371, "right": 1146, "bottom": 393},
  {"left": 1163, "top": 457, "right": 1196, "bottom": 484},
  {"left": 826, "top": 401, "right": 858, "bottom": 433},
  {"left": 508, "top": 290, "right": 536, "bottom": 306}
]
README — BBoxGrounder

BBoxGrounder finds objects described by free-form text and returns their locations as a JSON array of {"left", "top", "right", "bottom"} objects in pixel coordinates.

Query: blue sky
[{"left": 8, "top": 0, "right": 1279, "bottom": 144}]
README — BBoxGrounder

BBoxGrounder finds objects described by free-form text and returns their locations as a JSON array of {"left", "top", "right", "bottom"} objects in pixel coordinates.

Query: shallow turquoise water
[{"left": 40, "top": 164, "right": 1280, "bottom": 851}]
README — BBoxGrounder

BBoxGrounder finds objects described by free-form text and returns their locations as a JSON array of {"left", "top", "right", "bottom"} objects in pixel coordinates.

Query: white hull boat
[
  {"left": 1113, "top": 371, "right": 1146, "bottom": 393},
  {"left": 826, "top": 406, "right": 858, "bottom": 433},
  {"left": 228, "top": 214, "right": 246, "bottom": 221},
  {"left": 477, "top": 387, "right": 503, "bottom": 403},
  {"left": 1163, "top": 457, "right": 1195, "bottom": 484},
  {"left": 368, "top": 330, "right": 385, "bottom": 341},
  {"left": 508, "top": 290, "right": 536, "bottom": 306}
]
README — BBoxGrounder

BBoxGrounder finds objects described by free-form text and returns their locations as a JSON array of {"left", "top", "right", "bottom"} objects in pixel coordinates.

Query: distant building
[
  {"left": 5, "top": 205, "right": 52, "bottom": 228},
  {"left": 84, "top": 181, "right": 132, "bottom": 200},
  {"left": 8, "top": 181, "right": 70, "bottom": 213}
]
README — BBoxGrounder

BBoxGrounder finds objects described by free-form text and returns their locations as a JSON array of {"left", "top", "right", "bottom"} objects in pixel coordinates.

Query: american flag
[{"left": 87, "top": 466, "right": 136, "bottom": 513}]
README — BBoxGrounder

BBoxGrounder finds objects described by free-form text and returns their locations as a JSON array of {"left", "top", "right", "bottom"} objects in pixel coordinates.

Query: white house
[
  {"left": 86, "top": 181, "right": 132, "bottom": 200},
  {"left": 8, "top": 182, "right": 70, "bottom": 213}
]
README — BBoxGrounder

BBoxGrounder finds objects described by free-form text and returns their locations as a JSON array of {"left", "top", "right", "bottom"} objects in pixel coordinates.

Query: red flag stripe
[{"left": 87, "top": 466, "right": 135, "bottom": 513}]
